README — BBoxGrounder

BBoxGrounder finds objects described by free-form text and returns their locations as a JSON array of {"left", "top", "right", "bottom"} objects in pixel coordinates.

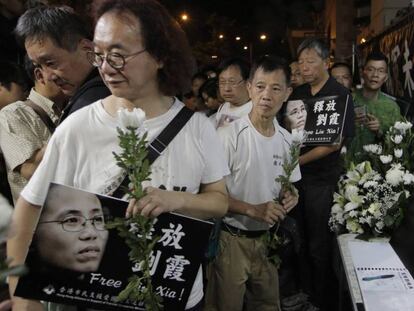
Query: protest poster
[
  {"left": 285, "top": 94, "right": 349, "bottom": 145},
  {"left": 15, "top": 183, "right": 213, "bottom": 310}
]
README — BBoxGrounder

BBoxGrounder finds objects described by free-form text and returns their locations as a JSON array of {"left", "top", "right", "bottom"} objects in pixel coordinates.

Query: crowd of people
[{"left": 0, "top": 0, "right": 405, "bottom": 311}]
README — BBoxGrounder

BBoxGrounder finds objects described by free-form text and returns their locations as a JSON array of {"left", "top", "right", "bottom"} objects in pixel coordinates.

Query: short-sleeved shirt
[
  {"left": 218, "top": 115, "right": 301, "bottom": 231},
  {"left": 288, "top": 76, "right": 355, "bottom": 184},
  {"left": 21, "top": 98, "right": 229, "bottom": 309},
  {"left": 59, "top": 68, "right": 111, "bottom": 122},
  {"left": 0, "top": 88, "right": 60, "bottom": 203},
  {"left": 215, "top": 101, "right": 252, "bottom": 128},
  {"left": 348, "top": 89, "right": 401, "bottom": 161}
]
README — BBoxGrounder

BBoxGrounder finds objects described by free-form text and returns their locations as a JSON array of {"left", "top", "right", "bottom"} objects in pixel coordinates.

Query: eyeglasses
[
  {"left": 218, "top": 79, "right": 244, "bottom": 88},
  {"left": 39, "top": 215, "right": 106, "bottom": 232},
  {"left": 87, "top": 49, "right": 146, "bottom": 70},
  {"left": 364, "top": 66, "right": 387, "bottom": 75}
]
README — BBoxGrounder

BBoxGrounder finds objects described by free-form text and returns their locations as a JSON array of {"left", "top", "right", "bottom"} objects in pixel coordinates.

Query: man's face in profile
[
  {"left": 25, "top": 36, "right": 91, "bottom": 96},
  {"left": 37, "top": 186, "right": 109, "bottom": 273}
]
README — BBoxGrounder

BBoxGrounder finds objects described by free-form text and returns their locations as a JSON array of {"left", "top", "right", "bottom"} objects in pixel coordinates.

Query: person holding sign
[
  {"left": 8, "top": 1, "right": 228, "bottom": 311},
  {"left": 288, "top": 38, "right": 354, "bottom": 311},
  {"left": 349, "top": 52, "right": 402, "bottom": 162},
  {"left": 205, "top": 55, "right": 300, "bottom": 311}
]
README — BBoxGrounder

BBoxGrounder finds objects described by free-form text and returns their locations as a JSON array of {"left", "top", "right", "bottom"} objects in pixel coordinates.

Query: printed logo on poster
[{"left": 15, "top": 183, "right": 213, "bottom": 311}]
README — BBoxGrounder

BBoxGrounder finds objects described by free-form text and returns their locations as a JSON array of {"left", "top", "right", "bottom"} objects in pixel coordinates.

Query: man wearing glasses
[
  {"left": 35, "top": 184, "right": 108, "bottom": 273},
  {"left": 8, "top": 1, "right": 228, "bottom": 310},
  {"left": 348, "top": 52, "right": 401, "bottom": 162},
  {"left": 215, "top": 57, "right": 252, "bottom": 128},
  {"left": 15, "top": 6, "right": 110, "bottom": 122}
]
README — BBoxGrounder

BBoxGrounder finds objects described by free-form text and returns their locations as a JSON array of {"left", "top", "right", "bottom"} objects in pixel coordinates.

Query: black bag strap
[
  {"left": 112, "top": 106, "right": 194, "bottom": 198},
  {"left": 25, "top": 100, "right": 57, "bottom": 134},
  {"left": 146, "top": 106, "right": 194, "bottom": 164}
]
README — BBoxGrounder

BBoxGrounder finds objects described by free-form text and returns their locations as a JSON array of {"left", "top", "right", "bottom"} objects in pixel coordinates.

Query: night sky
[{"left": 160, "top": 0, "right": 325, "bottom": 63}]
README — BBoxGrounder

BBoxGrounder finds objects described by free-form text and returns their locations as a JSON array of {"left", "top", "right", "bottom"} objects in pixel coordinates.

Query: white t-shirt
[
  {"left": 21, "top": 98, "right": 229, "bottom": 309},
  {"left": 214, "top": 100, "right": 252, "bottom": 128},
  {"left": 218, "top": 114, "right": 301, "bottom": 231}
]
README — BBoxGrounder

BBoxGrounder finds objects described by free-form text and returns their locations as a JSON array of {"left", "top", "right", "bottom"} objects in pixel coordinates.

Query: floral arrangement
[
  {"left": 330, "top": 121, "right": 414, "bottom": 238},
  {"left": 106, "top": 108, "right": 163, "bottom": 310},
  {"left": 264, "top": 128, "right": 304, "bottom": 265}
]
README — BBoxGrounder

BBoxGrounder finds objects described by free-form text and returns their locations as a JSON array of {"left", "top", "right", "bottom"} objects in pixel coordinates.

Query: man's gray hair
[{"left": 297, "top": 38, "right": 329, "bottom": 60}]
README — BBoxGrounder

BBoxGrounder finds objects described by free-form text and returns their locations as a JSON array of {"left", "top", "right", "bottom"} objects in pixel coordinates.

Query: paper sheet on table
[{"left": 348, "top": 240, "right": 414, "bottom": 311}]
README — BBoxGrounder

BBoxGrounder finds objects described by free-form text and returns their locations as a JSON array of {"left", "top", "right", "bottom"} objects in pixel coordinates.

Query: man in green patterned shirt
[{"left": 348, "top": 52, "right": 402, "bottom": 162}]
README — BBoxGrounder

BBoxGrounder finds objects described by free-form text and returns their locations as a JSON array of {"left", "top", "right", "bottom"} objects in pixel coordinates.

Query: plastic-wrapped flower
[
  {"left": 380, "top": 155, "right": 393, "bottom": 164},
  {"left": 394, "top": 149, "right": 403, "bottom": 158}
]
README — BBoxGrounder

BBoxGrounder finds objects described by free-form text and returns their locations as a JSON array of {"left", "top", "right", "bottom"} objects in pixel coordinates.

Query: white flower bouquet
[
  {"left": 330, "top": 121, "right": 414, "bottom": 238},
  {"left": 107, "top": 108, "right": 163, "bottom": 310}
]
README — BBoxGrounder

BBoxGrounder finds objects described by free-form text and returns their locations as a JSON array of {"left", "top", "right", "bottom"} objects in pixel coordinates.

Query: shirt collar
[{"left": 28, "top": 88, "right": 59, "bottom": 120}]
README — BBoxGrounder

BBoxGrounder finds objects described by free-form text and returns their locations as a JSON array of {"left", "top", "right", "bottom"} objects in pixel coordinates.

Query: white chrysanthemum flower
[
  {"left": 291, "top": 128, "right": 306, "bottom": 144},
  {"left": 392, "top": 135, "right": 403, "bottom": 144},
  {"left": 363, "top": 180, "right": 378, "bottom": 188},
  {"left": 394, "top": 149, "right": 403, "bottom": 158},
  {"left": 380, "top": 155, "right": 393, "bottom": 164},
  {"left": 117, "top": 107, "right": 146, "bottom": 130},
  {"left": 368, "top": 203, "right": 380, "bottom": 215},
  {"left": 386, "top": 166, "right": 405, "bottom": 186},
  {"left": 363, "top": 144, "right": 382, "bottom": 155},
  {"left": 376, "top": 221, "right": 385, "bottom": 230},
  {"left": 346, "top": 219, "right": 363, "bottom": 234},
  {"left": 403, "top": 172, "right": 414, "bottom": 185},
  {"left": 394, "top": 121, "right": 413, "bottom": 133}
]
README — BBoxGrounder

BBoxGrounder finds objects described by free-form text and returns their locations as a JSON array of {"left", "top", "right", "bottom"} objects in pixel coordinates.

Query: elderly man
[
  {"left": 0, "top": 58, "right": 66, "bottom": 204},
  {"left": 206, "top": 55, "right": 300, "bottom": 311},
  {"left": 8, "top": 1, "right": 228, "bottom": 311},
  {"left": 215, "top": 57, "right": 252, "bottom": 128},
  {"left": 289, "top": 38, "right": 354, "bottom": 311},
  {"left": 15, "top": 6, "right": 110, "bottom": 121}
]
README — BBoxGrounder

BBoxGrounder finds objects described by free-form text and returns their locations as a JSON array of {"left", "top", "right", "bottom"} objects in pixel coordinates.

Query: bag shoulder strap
[
  {"left": 146, "top": 106, "right": 194, "bottom": 165},
  {"left": 25, "top": 100, "right": 57, "bottom": 134},
  {"left": 112, "top": 106, "right": 194, "bottom": 198}
]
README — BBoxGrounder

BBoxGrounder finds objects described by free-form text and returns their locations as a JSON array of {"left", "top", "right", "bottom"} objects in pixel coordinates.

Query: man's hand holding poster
[
  {"left": 286, "top": 95, "right": 349, "bottom": 145},
  {"left": 14, "top": 183, "right": 212, "bottom": 311}
]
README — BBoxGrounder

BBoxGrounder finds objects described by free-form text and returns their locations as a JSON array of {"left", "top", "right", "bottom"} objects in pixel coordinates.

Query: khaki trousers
[{"left": 205, "top": 230, "right": 280, "bottom": 311}]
